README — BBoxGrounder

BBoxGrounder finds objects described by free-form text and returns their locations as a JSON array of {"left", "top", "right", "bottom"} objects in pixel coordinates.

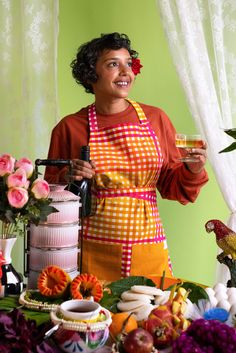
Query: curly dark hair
[{"left": 70, "top": 32, "right": 138, "bottom": 94}]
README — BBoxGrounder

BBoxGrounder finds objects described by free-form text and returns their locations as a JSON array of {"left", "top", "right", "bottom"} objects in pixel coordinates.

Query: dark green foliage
[{"left": 219, "top": 129, "right": 236, "bottom": 153}]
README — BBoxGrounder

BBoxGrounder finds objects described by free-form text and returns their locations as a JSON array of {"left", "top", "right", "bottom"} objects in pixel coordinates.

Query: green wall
[{"left": 56, "top": 0, "right": 228, "bottom": 286}]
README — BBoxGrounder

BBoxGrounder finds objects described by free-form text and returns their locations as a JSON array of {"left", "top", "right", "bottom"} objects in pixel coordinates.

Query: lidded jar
[
  {"left": 46, "top": 184, "right": 81, "bottom": 224},
  {"left": 27, "top": 184, "right": 81, "bottom": 289}
]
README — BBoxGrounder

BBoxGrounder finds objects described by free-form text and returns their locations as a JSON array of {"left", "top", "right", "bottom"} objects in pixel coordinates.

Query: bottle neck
[{"left": 81, "top": 146, "right": 90, "bottom": 162}]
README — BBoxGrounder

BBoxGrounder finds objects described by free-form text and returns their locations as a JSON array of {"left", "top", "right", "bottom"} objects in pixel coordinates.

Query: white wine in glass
[{"left": 175, "top": 134, "right": 204, "bottom": 162}]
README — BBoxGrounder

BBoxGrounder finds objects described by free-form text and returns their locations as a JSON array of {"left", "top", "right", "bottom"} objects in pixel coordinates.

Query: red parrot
[{"left": 205, "top": 219, "right": 236, "bottom": 260}]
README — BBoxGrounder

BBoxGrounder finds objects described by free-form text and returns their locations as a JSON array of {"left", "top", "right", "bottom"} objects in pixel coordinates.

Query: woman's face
[{"left": 91, "top": 48, "right": 135, "bottom": 100}]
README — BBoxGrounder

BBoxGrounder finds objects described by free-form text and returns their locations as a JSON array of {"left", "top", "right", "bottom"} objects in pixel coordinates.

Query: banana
[
  {"left": 131, "top": 285, "right": 164, "bottom": 296},
  {"left": 154, "top": 290, "right": 171, "bottom": 305},
  {"left": 117, "top": 300, "right": 146, "bottom": 311},
  {"left": 131, "top": 303, "right": 156, "bottom": 321},
  {"left": 121, "top": 290, "right": 154, "bottom": 302}
]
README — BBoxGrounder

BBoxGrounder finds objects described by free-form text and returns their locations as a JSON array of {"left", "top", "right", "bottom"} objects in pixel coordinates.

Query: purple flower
[{"left": 0, "top": 309, "right": 60, "bottom": 353}]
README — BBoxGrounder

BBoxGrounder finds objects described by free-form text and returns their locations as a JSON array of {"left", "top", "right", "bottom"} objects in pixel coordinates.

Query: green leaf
[
  {"left": 21, "top": 309, "right": 50, "bottom": 326},
  {"left": 99, "top": 291, "right": 120, "bottom": 313},
  {"left": 224, "top": 128, "right": 236, "bottom": 139},
  {"left": 181, "top": 282, "right": 209, "bottom": 304},
  {"left": 100, "top": 276, "right": 156, "bottom": 313},
  {"left": 0, "top": 296, "right": 50, "bottom": 325},
  {"left": 25, "top": 290, "right": 64, "bottom": 304},
  {"left": 106, "top": 276, "right": 156, "bottom": 296},
  {"left": 37, "top": 204, "right": 59, "bottom": 222},
  {"left": 0, "top": 296, "right": 19, "bottom": 311},
  {"left": 219, "top": 142, "right": 236, "bottom": 153}
]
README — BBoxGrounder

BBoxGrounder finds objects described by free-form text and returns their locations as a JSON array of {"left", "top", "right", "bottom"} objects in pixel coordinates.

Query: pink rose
[
  {"left": 15, "top": 157, "right": 34, "bottom": 178},
  {"left": 31, "top": 178, "right": 50, "bottom": 199},
  {"left": 0, "top": 154, "right": 15, "bottom": 177},
  {"left": 7, "top": 187, "right": 29, "bottom": 208},
  {"left": 7, "top": 168, "right": 29, "bottom": 189}
]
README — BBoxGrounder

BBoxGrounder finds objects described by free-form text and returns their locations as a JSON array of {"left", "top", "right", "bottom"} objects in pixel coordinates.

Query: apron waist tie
[{"left": 93, "top": 187, "right": 157, "bottom": 202}]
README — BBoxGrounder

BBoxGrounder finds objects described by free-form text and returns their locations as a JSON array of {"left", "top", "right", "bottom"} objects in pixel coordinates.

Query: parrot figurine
[{"left": 205, "top": 219, "right": 236, "bottom": 261}]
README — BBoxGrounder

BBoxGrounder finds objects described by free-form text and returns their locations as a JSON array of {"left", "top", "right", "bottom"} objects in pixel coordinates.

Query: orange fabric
[
  {"left": 82, "top": 100, "right": 168, "bottom": 279},
  {"left": 45, "top": 100, "right": 209, "bottom": 280},
  {"left": 130, "top": 242, "right": 173, "bottom": 278},
  {"left": 45, "top": 102, "right": 208, "bottom": 205},
  {"left": 82, "top": 239, "right": 122, "bottom": 282},
  {"left": 82, "top": 241, "right": 173, "bottom": 282}
]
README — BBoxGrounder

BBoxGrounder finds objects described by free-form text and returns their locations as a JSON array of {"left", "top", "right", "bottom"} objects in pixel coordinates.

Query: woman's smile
[{"left": 114, "top": 81, "right": 129, "bottom": 86}]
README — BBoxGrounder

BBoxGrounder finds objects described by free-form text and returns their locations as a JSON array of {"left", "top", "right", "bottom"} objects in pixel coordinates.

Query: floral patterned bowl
[{"left": 50, "top": 307, "right": 112, "bottom": 353}]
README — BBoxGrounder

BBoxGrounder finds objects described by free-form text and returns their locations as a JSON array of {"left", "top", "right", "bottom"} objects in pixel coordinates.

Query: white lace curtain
[
  {"left": 0, "top": 0, "right": 59, "bottom": 273},
  {"left": 0, "top": 0, "right": 59, "bottom": 161},
  {"left": 156, "top": 0, "right": 236, "bottom": 283}
]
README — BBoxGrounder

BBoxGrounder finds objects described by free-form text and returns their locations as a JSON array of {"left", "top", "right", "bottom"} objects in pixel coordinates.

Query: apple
[{"left": 123, "top": 327, "right": 154, "bottom": 353}]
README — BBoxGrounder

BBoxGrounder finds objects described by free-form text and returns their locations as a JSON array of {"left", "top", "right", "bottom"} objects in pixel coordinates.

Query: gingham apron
[{"left": 82, "top": 99, "right": 172, "bottom": 281}]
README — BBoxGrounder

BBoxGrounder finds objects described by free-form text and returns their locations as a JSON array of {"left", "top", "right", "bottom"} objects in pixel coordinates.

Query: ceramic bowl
[
  {"left": 46, "top": 184, "right": 81, "bottom": 224},
  {"left": 29, "top": 246, "right": 79, "bottom": 271},
  {"left": 50, "top": 306, "right": 112, "bottom": 353},
  {"left": 46, "top": 200, "right": 81, "bottom": 224},
  {"left": 30, "top": 223, "right": 80, "bottom": 248},
  {"left": 59, "top": 299, "right": 101, "bottom": 322}
]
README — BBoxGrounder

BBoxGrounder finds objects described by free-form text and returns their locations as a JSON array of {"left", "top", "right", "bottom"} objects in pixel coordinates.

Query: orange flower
[{"left": 70, "top": 273, "right": 103, "bottom": 302}]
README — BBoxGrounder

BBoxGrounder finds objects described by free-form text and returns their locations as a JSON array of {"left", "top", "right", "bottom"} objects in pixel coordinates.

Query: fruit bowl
[
  {"left": 19, "top": 290, "right": 60, "bottom": 311},
  {"left": 50, "top": 307, "right": 112, "bottom": 353}
]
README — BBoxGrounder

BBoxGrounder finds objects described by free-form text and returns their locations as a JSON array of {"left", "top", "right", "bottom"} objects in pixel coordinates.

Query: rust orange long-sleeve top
[{"left": 45, "top": 102, "right": 208, "bottom": 205}]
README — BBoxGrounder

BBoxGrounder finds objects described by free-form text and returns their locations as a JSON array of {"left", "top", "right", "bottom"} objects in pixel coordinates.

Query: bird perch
[{"left": 217, "top": 253, "right": 236, "bottom": 287}]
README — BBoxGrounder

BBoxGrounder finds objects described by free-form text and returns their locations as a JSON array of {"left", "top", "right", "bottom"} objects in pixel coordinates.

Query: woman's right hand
[{"left": 67, "top": 159, "right": 96, "bottom": 182}]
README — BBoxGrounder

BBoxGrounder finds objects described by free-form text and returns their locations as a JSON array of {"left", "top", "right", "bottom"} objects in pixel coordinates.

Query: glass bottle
[{"left": 1, "top": 264, "right": 23, "bottom": 296}]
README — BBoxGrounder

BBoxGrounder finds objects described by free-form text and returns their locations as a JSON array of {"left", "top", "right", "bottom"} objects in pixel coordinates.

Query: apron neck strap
[
  {"left": 88, "top": 104, "right": 98, "bottom": 132},
  {"left": 126, "top": 99, "right": 147, "bottom": 123},
  {"left": 88, "top": 99, "right": 148, "bottom": 132}
]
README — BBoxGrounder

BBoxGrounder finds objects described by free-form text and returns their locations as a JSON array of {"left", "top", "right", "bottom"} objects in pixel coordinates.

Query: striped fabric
[{"left": 83, "top": 99, "right": 172, "bottom": 278}]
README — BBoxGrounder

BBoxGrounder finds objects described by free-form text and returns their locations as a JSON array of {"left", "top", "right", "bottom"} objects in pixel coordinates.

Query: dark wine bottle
[{"left": 68, "top": 145, "right": 93, "bottom": 217}]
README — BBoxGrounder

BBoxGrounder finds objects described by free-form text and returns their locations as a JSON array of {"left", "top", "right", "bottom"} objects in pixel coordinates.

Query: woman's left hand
[{"left": 185, "top": 141, "right": 207, "bottom": 174}]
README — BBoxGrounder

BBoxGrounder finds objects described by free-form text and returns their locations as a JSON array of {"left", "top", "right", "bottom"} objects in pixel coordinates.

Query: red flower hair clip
[{"left": 131, "top": 58, "right": 143, "bottom": 76}]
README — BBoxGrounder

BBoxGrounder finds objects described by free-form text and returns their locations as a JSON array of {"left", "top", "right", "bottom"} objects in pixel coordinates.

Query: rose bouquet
[{"left": 0, "top": 153, "right": 58, "bottom": 239}]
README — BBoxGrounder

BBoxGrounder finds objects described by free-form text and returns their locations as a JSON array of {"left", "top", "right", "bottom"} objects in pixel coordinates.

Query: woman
[{"left": 45, "top": 32, "right": 208, "bottom": 281}]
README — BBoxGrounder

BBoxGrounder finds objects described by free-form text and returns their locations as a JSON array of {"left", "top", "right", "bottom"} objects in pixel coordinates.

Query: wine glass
[{"left": 175, "top": 133, "right": 204, "bottom": 162}]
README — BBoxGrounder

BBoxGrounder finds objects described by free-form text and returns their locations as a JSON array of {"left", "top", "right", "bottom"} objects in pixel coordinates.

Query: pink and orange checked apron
[{"left": 82, "top": 99, "right": 172, "bottom": 281}]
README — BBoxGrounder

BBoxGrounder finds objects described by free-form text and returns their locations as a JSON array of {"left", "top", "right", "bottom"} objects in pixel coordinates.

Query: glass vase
[{"left": 0, "top": 236, "right": 23, "bottom": 297}]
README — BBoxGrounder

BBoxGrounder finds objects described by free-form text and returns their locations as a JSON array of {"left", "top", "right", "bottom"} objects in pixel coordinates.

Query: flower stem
[{"left": 1, "top": 221, "right": 17, "bottom": 239}]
